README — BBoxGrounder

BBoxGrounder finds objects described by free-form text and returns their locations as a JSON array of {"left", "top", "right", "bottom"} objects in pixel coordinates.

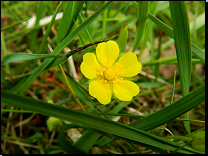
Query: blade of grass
[
  {"left": 56, "top": 1, "right": 72, "bottom": 42},
  {"left": 1, "top": 32, "right": 10, "bottom": 72},
  {"left": 2, "top": 53, "right": 63, "bottom": 64},
  {"left": 117, "top": 24, "right": 128, "bottom": 53},
  {"left": 132, "top": 1, "right": 149, "bottom": 52},
  {"left": 155, "top": 31, "right": 163, "bottom": 82},
  {"left": 56, "top": 1, "right": 84, "bottom": 42},
  {"left": 58, "top": 124, "right": 85, "bottom": 154},
  {"left": 72, "top": 130, "right": 101, "bottom": 153},
  {"left": 77, "top": 13, "right": 94, "bottom": 44},
  {"left": 138, "top": 1, "right": 159, "bottom": 60},
  {"left": 105, "top": 16, "right": 137, "bottom": 35},
  {"left": 101, "top": 1, "right": 108, "bottom": 40},
  {"left": 141, "top": 57, "right": 202, "bottom": 66},
  {"left": 169, "top": 1, "right": 192, "bottom": 134},
  {"left": 36, "top": 2, "right": 62, "bottom": 55},
  {"left": 1, "top": 17, "right": 31, "bottom": 31}
]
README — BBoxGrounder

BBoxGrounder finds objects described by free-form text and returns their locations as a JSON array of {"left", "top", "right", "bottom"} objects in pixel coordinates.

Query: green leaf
[
  {"left": 2, "top": 53, "right": 63, "bottom": 64},
  {"left": 1, "top": 88, "right": 204, "bottom": 154},
  {"left": 56, "top": 1, "right": 73, "bottom": 42},
  {"left": 117, "top": 24, "right": 128, "bottom": 53},
  {"left": 169, "top": 1, "right": 192, "bottom": 96},
  {"left": 169, "top": 1, "right": 192, "bottom": 134},
  {"left": 132, "top": 1, "right": 149, "bottom": 52}
]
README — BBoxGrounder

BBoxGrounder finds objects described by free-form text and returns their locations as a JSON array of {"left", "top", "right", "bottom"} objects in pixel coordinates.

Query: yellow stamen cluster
[{"left": 96, "top": 63, "right": 122, "bottom": 83}]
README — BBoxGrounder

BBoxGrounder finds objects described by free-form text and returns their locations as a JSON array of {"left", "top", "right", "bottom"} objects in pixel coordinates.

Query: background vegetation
[{"left": 1, "top": 1, "right": 205, "bottom": 154}]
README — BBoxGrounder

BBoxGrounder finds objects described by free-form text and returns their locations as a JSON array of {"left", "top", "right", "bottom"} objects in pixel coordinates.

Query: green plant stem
[{"left": 58, "top": 64, "right": 86, "bottom": 112}]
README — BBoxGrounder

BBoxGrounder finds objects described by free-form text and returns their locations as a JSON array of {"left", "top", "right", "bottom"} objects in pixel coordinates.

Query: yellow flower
[{"left": 80, "top": 40, "right": 142, "bottom": 104}]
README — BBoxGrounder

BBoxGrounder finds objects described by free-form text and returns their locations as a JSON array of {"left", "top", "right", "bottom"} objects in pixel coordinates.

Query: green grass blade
[
  {"left": 56, "top": 1, "right": 72, "bottom": 42},
  {"left": 2, "top": 53, "right": 63, "bottom": 64},
  {"left": 66, "top": 74, "right": 96, "bottom": 110},
  {"left": 105, "top": 16, "right": 137, "bottom": 35},
  {"left": 73, "top": 130, "right": 101, "bottom": 153},
  {"left": 138, "top": 1, "right": 159, "bottom": 60},
  {"left": 58, "top": 124, "right": 86, "bottom": 154},
  {"left": 169, "top": 1, "right": 192, "bottom": 134},
  {"left": 56, "top": 1, "right": 84, "bottom": 42},
  {"left": 117, "top": 24, "right": 128, "bottom": 53},
  {"left": 101, "top": 1, "right": 108, "bottom": 40},
  {"left": 132, "top": 1, "right": 149, "bottom": 52},
  {"left": 1, "top": 32, "right": 10, "bottom": 72},
  {"left": 169, "top": 1, "right": 192, "bottom": 96},
  {"left": 12, "top": 1, "right": 113, "bottom": 95},
  {"left": 141, "top": 57, "right": 203, "bottom": 66},
  {"left": 147, "top": 13, "right": 205, "bottom": 64},
  {"left": 37, "top": 1, "right": 62, "bottom": 54},
  {"left": 155, "top": 30, "right": 162, "bottom": 82},
  {"left": 35, "top": 1, "right": 45, "bottom": 26},
  {"left": 170, "top": 71, "right": 177, "bottom": 104},
  {"left": 1, "top": 90, "right": 203, "bottom": 154},
  {"left": 1, "top": 17, "right": 31, "bottom": 32}
]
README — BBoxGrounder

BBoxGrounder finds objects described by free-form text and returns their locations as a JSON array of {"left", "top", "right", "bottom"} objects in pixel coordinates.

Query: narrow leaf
[
  {"left": 132, "top": 1, "right": 149, "bottom": 52},
  {"left": 2, "top": 53, "right": 62, "bottom": 64},
  {"left": 117, "top": 24, "right": 128, "bottom": 53}
]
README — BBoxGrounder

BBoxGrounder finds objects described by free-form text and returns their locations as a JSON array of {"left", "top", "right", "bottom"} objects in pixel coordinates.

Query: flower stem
[{"left": 58, "top": 64, "right": 86, "bottom": 112}]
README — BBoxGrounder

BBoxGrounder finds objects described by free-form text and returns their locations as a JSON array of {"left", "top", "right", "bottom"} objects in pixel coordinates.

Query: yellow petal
[
  {"left": 80, "top": 53, "right": 102, "bottom": 79},
  {"left": 89, "top": 80, "right": 112, "bottom": 104},
  {"left": 113, "top": 79, "right": 140, "bottom": 101},
  {"left": 116, "top": 52, "right": 142, "bottom": 77},
  {"left": 96, "top": 40, "right": 119, "bottom": 68}
]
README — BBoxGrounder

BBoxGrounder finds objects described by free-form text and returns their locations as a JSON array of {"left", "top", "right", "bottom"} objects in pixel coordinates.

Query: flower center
[{"left": 103, "top": 67, "right": 118, "bottom": 81}]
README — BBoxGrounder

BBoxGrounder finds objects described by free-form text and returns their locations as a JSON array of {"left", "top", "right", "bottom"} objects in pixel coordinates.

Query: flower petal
[
  {"left": 116, "top": 52, "right": 142, "bottom": 77},
  {"left": 80, "top": 53, "right": 102, "bottom": 79},
  {"left": 113, "top": 79, "right": 140, "bottom": 101},
  {"left": 89, "top": 80, "right": 112, "bottom": 104},
  {"left": 96, "top": 40, "right": 119, "bottom": 68}
]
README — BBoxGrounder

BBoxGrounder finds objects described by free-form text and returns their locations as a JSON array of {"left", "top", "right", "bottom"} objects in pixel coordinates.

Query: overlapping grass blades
[
  {"left": 1, "top": 85, "right": 204, "bottom": 154},
  {"left": 147, "top": 13, "right": 205, "bottom": 64},
  {"left": 10, "top": 1, "right": 113, "bottom": 95}
]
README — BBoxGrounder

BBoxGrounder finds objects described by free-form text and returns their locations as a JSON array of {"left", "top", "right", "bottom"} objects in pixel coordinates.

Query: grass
[{"left": 1, "top": 1, "right": 205, "bottom": 154}]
